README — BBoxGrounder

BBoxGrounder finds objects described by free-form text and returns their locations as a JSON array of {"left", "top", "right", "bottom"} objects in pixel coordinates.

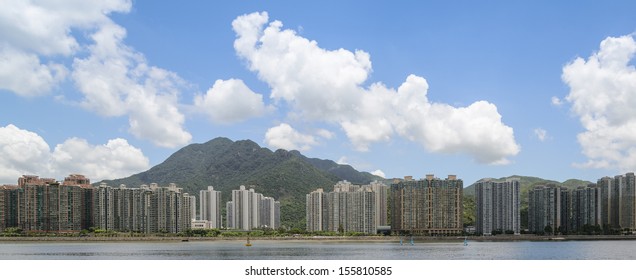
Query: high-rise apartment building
[
  {"left": 599, "top": 176, "right": 619, "bottom": 229},
  {"left": 475, "top": 178, "right": 520, "bottom": 235},
  {"left": 390, "top": 175, "right": 463, "bottom": 235},
  {"left": 0, "top": 185, "right": 21, "bottom": 232},
  {"left": 306, "top": 180, "right": 388, "bottom": 234},
  {"left": 327, "top": 183, "right": 377, "bottom": 234},
  {"left": 618, "top": 173, "right": 636, "bottom": 230},
  {"left": 260, "top": 196, "right": 280, "bottom": 229},
  {"left": 93, "top": 182, "right": 193, "bottom": 234},
  {"left": 570, "top": 184, "right": 601, "bottom": 232},
  {"left": 528, "top": 184, "right": 569, "bottom": 234},
  {"left": 306, "top": 188, "right": 328, "bottom": 232},
  {"left": 200, "top": 186, "right": 222, "bottom": 228},
  {"left": 226, "top": 185, "right": 280, "bottom": 230},
  {"left": 369, "top": 181, "right": 389, "bottom": 230}
]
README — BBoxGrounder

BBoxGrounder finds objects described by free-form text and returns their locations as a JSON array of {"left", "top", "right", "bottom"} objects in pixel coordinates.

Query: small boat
[
  {"left": 245, "top": 236, "right": 252, "bottom": 247},
  {"left": 463, "top": 237, "right": 468, "bottom": 246}
]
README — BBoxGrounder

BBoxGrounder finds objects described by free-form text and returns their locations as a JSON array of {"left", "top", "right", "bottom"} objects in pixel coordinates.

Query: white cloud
[
  {"left": 0, "top": 46, "right": 67, "bottom": 96},
  {"left": 72, "top": 22, "right": 192, "bottom": 148},
  {"left": 337, "top": 156, "right": 348, "bottom": 165},
  {"left": 0, "top": 1, "right": 191, "bottom": 148},
  {"left": 0, "top": 0, "right": 131, "bottom": 56},
  {"left": 534, "top": 128, "right": 548, "bottom": 142},
  {"left": 0, "top": 124, "right": 149, "bottom": 184},
  {"left": 0, "top": 0, "right": 130, "bottom": 96},
  {"left": 194, "top": 79, "right": 268, "bottom": 124},
  {"left": 51, "top": 137, "right": 149, "bottom": 181},
  {"left": 562, "top": 34, "right": 636, "bottom": 171},
  {"left": 551, "top": 96, "right": 563, "bottom": 106},
  {"left": 0, "top": 124, "right": 52, "bottom": 183},
  {"left": 264, "top": 123, "right": 318, "bottom": 151},
  {"left": 233, "top": 12, "right": 371, "bottom": 121},
  {"left": 316, "top": 129, "right": 335, "bottom": 140},
  {"left": 233, "top": 12, "right": 520, "bottom": 164},
  {"left": 371, "top": 169, "right": 386, "bottom": 178}
]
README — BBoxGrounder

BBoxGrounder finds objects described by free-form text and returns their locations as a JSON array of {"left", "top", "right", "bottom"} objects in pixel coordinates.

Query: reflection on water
[{"left": 1, "top": 240, "right": 636, "bottom": 260}]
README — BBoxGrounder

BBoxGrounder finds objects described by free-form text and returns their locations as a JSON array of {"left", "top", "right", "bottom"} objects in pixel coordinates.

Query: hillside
[{"left": 98, "top": 137, "right": 383, "bottom": 229}]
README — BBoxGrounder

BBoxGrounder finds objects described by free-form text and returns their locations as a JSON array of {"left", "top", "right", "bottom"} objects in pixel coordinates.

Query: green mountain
[
  {"left": 463, "top": 175, "right": 594, "bottom": 228},
  {"left": 97, "top": 137, "right": 383, "bottom": 229}
]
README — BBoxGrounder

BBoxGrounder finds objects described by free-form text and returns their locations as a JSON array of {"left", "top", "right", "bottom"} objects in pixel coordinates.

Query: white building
[
  {"left": 227, "top": 185, "right": 280, "bottom": 230},
  {"left": 199, "top": 186, "right": 222, "bottom": 228}
]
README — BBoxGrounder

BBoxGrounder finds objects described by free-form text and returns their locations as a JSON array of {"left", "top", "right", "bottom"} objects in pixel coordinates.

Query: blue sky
[{"left": 2, "top": 1, "right": 636, "bottom": 186}]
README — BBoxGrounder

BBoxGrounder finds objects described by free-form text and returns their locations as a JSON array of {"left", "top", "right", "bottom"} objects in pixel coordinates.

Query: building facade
[
  {"left": 390, "top": 175, "right": 463, "bottom": 235},
  {"left": 92, "top": 182, "right": 193, "bottom": 234},
  {"left": 306, "top": 188, "right": 328, "bottom": 232},
  {"left": 528, "top": 184, "right": 570, "bottom": 234},
  {"left": 475, "top": 178, "right": 520, "bottom": 235},
  {"left": 199, "top": 186, "right": 222, "bottom": 228},
  {"left": 618, "top": 173, "right": 636, "bottom": 230},
  {"left": 226, "top": 185, "right": 280, "bottom": 231},
  {"left": 570, "top": 184, "right": 601, "bottom": 232},
  {"left": 306, "top": 180, "right": 388, "bottom": 234}
]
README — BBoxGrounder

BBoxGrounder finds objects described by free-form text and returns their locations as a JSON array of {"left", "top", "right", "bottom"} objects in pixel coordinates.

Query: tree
[
  {"left": 544, "top": 225, "right": 553, "bottom": 235},
  {"left": 557, "top": 226, "right": 568, "bottom": 235}
]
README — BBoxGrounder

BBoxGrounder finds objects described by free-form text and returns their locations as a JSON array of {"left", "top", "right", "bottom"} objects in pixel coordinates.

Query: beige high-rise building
[
  {"left": 390, "top": 175, "right": 463, "bottom": 235},
  {"left": 306, "top": 180, "right": 387, "bottom": 234}
]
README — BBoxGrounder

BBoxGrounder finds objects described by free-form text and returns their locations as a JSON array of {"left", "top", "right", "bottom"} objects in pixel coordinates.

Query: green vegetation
[
  {"left": 462, "top": 195, "right": 475, "bottom": 227},
  {"left": 98, "top": 137, "right": 382, "bottom": 229}
]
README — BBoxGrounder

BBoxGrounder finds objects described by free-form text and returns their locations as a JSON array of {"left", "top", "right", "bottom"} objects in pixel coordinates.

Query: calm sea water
[{"left": 1, "top": 240, "right": 635, "bottom": 260}]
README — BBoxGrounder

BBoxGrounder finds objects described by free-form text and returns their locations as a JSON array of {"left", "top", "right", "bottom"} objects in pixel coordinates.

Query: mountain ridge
[{"left": 97, "top": 137, "right": 383, "bottom": 229}]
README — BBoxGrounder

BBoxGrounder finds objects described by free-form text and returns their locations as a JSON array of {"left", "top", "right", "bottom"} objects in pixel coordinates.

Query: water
[{"left": 1, "top": 239, "right": 636, "bottom": 260}]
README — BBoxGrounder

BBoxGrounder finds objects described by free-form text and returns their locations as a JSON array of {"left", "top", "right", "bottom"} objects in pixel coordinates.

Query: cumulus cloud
[
  {"left": 0, "top": 124, "right": 52, "bottom": 183},
  {"left": 72, "top": 21, "right": 191, "bottom": 147},
  {"left": 233, "top": 12, "right": 520, "bottom": 163},
  {"left": 233, "top": 12, "right": 371, "bottom": 122},
  {"left": 371, "top": 169, "right": 386, "bottom": 178},
  {"left": 0, "top": 0, "right": 191, "bottom": 148},
  {"left": 0, "top": 124, "right": 149, "bottom": 184},
  {"left": 0, "top": 46, "right": 67, "bottom": 96},
  {"left": 316, "top": 129, "right": 335, "bottom": 140},
  {"left": 0, "top": 0, "right": 130, "bottom": 96},
  {"left": 337, "top": 156, "right": 348, "bottom": 165},
  {"left": 551, "top": 96, "right": 563, "bottom": 106},
  {"left": 51, "top": 137, "right": 149, "bottom": 181},
  {"left": 264, "top": 123, "right": 318, "bottom": 151},
  {"left": 562, "top": 34, "right": 636, "bottom": 171},
  {"left": 193, "top": 79, "right": 269, "bottom": 124},
  {"left": 534, "top": 128, "right": 548, "bottom": 142}
]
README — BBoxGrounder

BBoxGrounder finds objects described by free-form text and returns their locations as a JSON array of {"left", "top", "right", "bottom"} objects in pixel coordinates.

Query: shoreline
[{"left": 2, "top": 235, "right": 636, "bottom": 242}]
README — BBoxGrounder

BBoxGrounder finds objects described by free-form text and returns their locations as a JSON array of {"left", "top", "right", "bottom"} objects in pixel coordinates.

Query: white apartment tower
[
  {"left": 199, "top": 186, "right": 222, "bottom": 228},
  {"left": 227, "top": 185, "right": 280, "bottom": 230}
]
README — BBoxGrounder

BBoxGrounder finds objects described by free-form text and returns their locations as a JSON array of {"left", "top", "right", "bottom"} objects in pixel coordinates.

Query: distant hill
[{"left": 98, "top": 137, "right": 383, "bottom": 229}]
